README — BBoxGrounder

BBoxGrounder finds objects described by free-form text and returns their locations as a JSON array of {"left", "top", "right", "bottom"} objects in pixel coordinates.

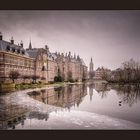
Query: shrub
[
  {"left": 48, "top": 81, "right": 54, "bottom": 84},
  {"left": 54, "top": 75, "right": 63, "bottom": 82},
  {"left": 69, "top": 78, "right": 75, "bottom": 83}
]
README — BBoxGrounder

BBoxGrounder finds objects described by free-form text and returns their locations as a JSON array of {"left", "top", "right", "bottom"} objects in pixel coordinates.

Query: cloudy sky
[{"left": 0, "top": 10, "right": 140, "bottom": 70}]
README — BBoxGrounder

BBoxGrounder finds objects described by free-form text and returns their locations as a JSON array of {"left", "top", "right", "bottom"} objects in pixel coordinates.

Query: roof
[
  {"left": 26, "top": 49, "right": 39, "bottom": 59},
  {"left": 26, "top": 48, "right": 56, "bottom": 61},
  {"left": 80, "top": 58, "right": 86, "bottom": 66},
  {"left": 0, "top": 40, "right": 29, "bottom": 57}
]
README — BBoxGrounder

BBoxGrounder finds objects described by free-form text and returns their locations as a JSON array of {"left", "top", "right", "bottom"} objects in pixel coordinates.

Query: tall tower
[
  {"left": 89, "top": 57, "right": 94, "bottom": 79},
  {"left": 89, "top": 57, "right": 94, "bottom": 72}
]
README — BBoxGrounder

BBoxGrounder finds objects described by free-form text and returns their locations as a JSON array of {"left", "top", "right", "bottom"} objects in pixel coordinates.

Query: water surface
[{"left": 0, "top": 82, "right": 140, "bottom": 129}]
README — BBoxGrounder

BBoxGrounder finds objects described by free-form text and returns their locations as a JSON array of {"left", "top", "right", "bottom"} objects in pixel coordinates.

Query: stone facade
[{"left": 0, "top": 33, "right": 87, "bottom": 83}]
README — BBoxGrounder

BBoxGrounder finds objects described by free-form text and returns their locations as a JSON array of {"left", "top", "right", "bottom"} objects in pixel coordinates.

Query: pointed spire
[
  {"left": 29, "top": 40, "right": 32, "bottom": 49},
  {"left": 91, "top": 57, "right": 93, "bottom": 62}
]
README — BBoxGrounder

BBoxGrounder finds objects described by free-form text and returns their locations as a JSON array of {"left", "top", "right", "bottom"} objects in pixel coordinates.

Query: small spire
[
  {"left": 91, "top": 57, "right": 93, "bottom": 62},
  {"left": 29, "top": 40, "right": 32, "bottom": 49}
]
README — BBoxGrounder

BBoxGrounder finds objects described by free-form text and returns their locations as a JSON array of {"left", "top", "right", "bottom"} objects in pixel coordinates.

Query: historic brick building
[
  {"left": 0, "top": 33, "right": 34, "bottom": 83},
  {"left": 0, "top": 32, "right": 87, "bottom": 83}
]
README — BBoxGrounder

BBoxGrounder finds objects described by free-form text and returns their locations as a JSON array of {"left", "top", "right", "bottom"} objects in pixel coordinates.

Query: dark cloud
[{"left": 0, "top": 10, "right": 140, "bottom": 70}]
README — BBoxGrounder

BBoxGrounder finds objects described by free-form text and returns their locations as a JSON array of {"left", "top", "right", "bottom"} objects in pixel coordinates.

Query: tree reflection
[
  {"left": 89, "top": 82, "right": 140, "bottom": 107},
  {"left": 91, "top": 82, "right": 110, "bottom": 99},
  {"left": 112, "top": 84, "right": 140, "bottom": 107}
]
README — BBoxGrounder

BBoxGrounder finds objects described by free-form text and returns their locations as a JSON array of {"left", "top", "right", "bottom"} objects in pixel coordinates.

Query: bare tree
[
  {"left": 9, "top": 71, "right": 20, "bottom": 83},
  {"left": 112, "top": 59, "right": 140, "bottom": 83}
]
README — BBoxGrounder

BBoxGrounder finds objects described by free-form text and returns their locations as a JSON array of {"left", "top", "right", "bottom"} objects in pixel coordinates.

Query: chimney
[
  {"left": 11, "top": 37, "right": 14, "bottom": 44},
  {"left": 20, "top": 40, "right": 23, "bottom": 48},
  {"left": 45, "top": 45, "right": 49, "bottom": 51},
  {"left": 0, "top": 32, "right": 3, "bottom": 40}
]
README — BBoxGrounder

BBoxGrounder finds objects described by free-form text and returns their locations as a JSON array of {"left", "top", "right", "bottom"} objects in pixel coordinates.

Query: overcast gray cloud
[{"left": 0, "top": 10, "right": 140, "bottom": 70}]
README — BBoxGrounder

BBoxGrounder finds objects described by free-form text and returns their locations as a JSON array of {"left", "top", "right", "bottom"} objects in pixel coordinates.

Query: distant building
[
  {"left": 94, "top": 67, "right": 111, "bottom": 80},
  {"left": 0, "top": 32, "right": 87, "bottom": 83}
]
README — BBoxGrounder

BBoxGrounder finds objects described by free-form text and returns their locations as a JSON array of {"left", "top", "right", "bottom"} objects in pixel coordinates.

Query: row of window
[
  {"left": 6, "top": 45, "right": 25, "bottom": 55},
  {"left": 4, "top": 55, "right": 34, "bottom": 67}
]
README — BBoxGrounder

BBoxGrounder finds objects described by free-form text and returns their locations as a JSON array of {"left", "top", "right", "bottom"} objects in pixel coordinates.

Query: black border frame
[{"left": 0, "top": 0, "right": 140, "bottom": 140}]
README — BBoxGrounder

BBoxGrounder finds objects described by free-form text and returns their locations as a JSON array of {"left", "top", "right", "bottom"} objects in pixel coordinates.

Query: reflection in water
[
  {"left": 110, "top": 84, "right": 140, "bottom": 107},
  {"left": 88, "top": 82, "right": 111, "bottom": 100},
  {"left": 0, "top": 96, "right": 28, "bottom": 129},
  {"left": 28, "top": 84, "right": 87, "bottom": 109},
  {"left": 88, "top": 82, "right": 140, "bottom": 107},
  {"left": 0, "top": 82, "right": 140, "bottom": 129}
]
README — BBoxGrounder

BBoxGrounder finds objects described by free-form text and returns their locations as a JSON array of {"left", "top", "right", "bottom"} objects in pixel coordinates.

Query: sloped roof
[
  {"left": 0, "top": 40, "right": 29, "bottom": 57},
  {"left": 26, "top": 49, "right": 38, "bottom": 59},
  {"left": 80, "top": 58, "right": 86, "bottom": 66}
]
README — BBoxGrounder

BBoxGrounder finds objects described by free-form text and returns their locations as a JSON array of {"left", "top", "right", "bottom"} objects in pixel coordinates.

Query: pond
[{"left": 0, "top": 82, "right": 140, "bottom": 129}]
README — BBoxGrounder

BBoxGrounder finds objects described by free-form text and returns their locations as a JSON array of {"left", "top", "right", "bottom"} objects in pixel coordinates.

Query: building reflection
[
  {"left": 88, "top": 82, "right": 111, "bottom": 100},
  {"left": 28, "top": 111, "right": 49, "bottom": 121},
  {"left": 88, "top": 83, "right": 95, "bottom": 101},
  {"left": 0, "top": 96, "right": 28, "bottom": 129},
  {"left": 28, "top": 84, "right": 87, "bottom": 109}
]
